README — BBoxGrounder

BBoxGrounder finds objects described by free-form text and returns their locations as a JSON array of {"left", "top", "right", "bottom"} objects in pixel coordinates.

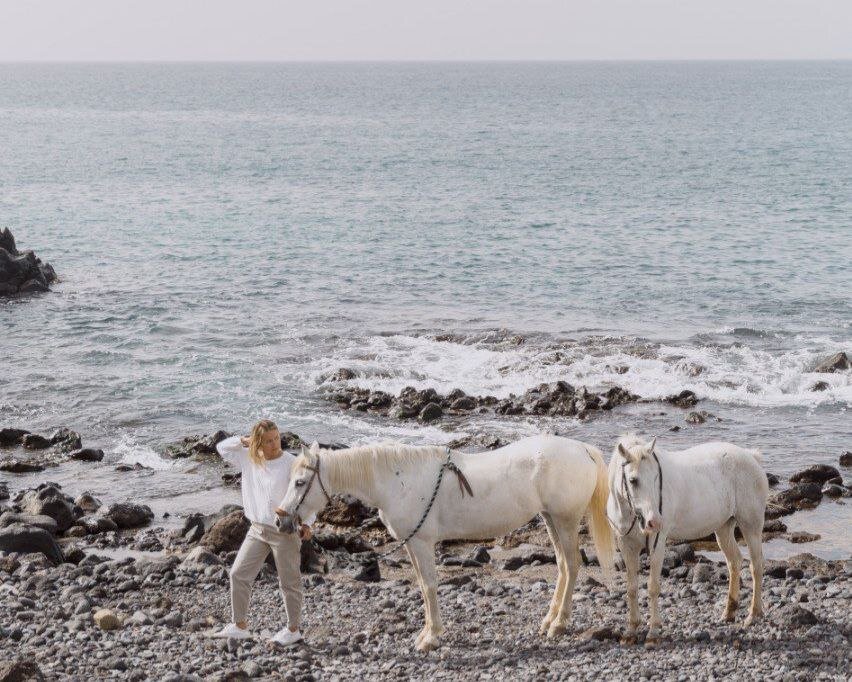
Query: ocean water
[{"left": 1, "top": 62, "right": 850, "bottom": 556}]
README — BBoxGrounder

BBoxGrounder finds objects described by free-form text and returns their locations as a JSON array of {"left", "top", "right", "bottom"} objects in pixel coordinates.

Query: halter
[
  {"left": 288, "top": 453, "right": 333, "bottom": 527},
  {"left": 611, "top": 449, "right": 665, "bottom": 554}
]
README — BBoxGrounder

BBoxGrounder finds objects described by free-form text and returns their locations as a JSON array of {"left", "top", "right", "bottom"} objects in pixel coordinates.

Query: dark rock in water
[
  {"left": 0, "top": 229, "right": 58, "bottom": 296},
  {"left": 0, "top": 512, "right": 58, "bottom": 535},
  {"left": 19, "top": 484, "right": 78, "bottom": 533},
  {"left": 50, "top": 428, "right": 82, "bottom": 452},
  {"left": 789, "top": 531, "right": 820, "bottom": 544},
  {"left": 74, "top": 492, "right": 102, "bottom": 512},
  {"left": 822, "top": 483, "right": 844, "bottom": 498},
  {"left": 20, "top": 433, "right": 51, "bottom": 450},
  {"left": 763, "top": 518, "right": 787, "bottom": 533},
  {"left": 0, "top": 658, "right": 46, "bottom": 682},
  {"left": 665, "top": 390, "right": 699, "bottom": 408},
  {"left": 328, "top": 367, "right": 356, "bottom": 382},
  {"left": 181, "top": 504, "right": 243, "bottom": 544},
  {"left": 0, "top": 523, "right": 64, "bottom": 564},
  {"left": 810, "top": 380, "right": 830, "bottom": 392},
  {"left": 201, "top": 510, "right": 250, "bottom": 553},
  {"left": 766, "top": 472, "right": 780, "bottom": 487},
  {"left": 773, "top": 604, "right": 818, "bottom": 627},
  {"left": 419, "top": 402, "right": 443, "bottom": 423},
  {"left": 101, "top": 502, "right": 154, "bottom": 529},
  {"left": 790, "top": 464, "right": 841, "bottom": 485},
  {"left": 69, "top": 448, "right": 104, "bottom": 462},
  {"left": 280, "top": 431, "right": 304, "bottom": 450},
  {"left": 0, "top": 459, "right": 44, "bottom": 474},
  {"left": 449, "top": 395, "right": 477, "bottom": 411},
  {"left": 114, "top": 462, "right": 151, "bottom": 472},
  {"left": 685, "top": 411, "right": 706, "bottom": 425},
  {"left": 768, "top": 483, "right": 823, "bottom": 518},
  {"left": 300, "top": 540, "right": 327, "bottom": 574},
  {"left": 317, "top": 495, "right": 377, "bottom": 527},
  {"left": 0, "top": 482, "right": 8, "bottom": 500},
  {"left": 0, "top": 428, "right": 30, "bottom": 446},
  {"left": 839, "top": 451, "right": 852, "bottom": 467},
  {"left": 166, "top": 431, "right": 233, "bottom": 459},
  {"left": 813, "top": 351, "right": 850, "bottom": 373}
]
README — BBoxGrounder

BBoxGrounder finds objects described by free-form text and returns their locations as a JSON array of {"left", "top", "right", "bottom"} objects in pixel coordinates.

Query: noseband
[{"left": 615, "top": 451, "right": 664, "bottom": 554}]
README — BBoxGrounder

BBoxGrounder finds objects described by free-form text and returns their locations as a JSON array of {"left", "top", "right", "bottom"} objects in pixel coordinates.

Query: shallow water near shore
[{"left": 1, "top": 62, "right": 850, "bottom": 557}]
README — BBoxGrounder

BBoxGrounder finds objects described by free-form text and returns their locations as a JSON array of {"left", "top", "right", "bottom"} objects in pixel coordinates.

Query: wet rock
[
  {"left": 449, "top": 396, "right": 477, "bottom": 411},
  {"left": 114, "top": 462, "right": 151, "bottom": 472},
  {"left": 69, "top": 448, "right": 104, "bottom": 462},
  {"left": 0, "top": 457, "right": 45, "bottom": 473},
  {"left": 0, "top": 482, "right": 7, "bottom": 501},
  {"left": 789, "top": 531, "right": 820, "bottom": 544},
  {"left": 74, "top": 492, "right": 102, "bottom": 512},
  {"left": 201, "top": 510, "right": 250, "bottom": 553},
  {"left": 0, "top": 659, "right": 46, "bottom": 682},
  {"left": 0, "top": 513, "right": 58, "bottom": 535},
  {"left": 94, "top": 608, "right": 122, "bottom": 630},
  {"left": 181, "top": 546, "right": 222, "bottom": 569},
  {"left": 790, "top": 464, "right": 841, "bottom": 485},
  {"left": 19, "top": 484, "right": 78, "bottom": 533},
  {"left": 328, "top": 368, "right": 356, "bottom": 382},
  {"left": 317, "top": 496, "right": 377, "bottom": 527},
  {"left": 810, "top": 380, "right": 830, "bottom": 392},
  {"left": 766, "top": 472, "right": 780, "bottom": 487},
  {"left": 0, "top": 428, "right": 29, "bottom": 446},
  {"left": 768, "top": 483, "right": 823, "bottom": 517},
  {"left": 685, "top": 411, "right": 706, "bottom": 424},
  {"left": 839, "top": 451, "right": 852, "bottom": 467},
  {"left": 167, "top": 431, "right": 233, "bottom": 459},
  {"left": 763, "top": 518, "right": 787, "bottom": 533},
  {"left": 20, "top": 434, "right": 51, "bottom": 450},
  {"left": 813, "top": 351, "right": 850, "bottom": 373},
  {"left": 665, "top": 390, "right": 699, "bottom": 408},
  {"left": 418, "top": 402, "right": 443, "bottom": 423},
  {"left": 822, "top": 484, "right": 844, "bottom": 498},
  {"left": 0, "top": 229, "right": 57, "bottom": 296},
  {"left": 50, "top": 428, "right": 82, "bottom": 452},
  {"left": 0, "top": 523, "right": 64, "bottom": 564},
  {"left": 101, "top": 502, "right": 154, "bottom": 529}
]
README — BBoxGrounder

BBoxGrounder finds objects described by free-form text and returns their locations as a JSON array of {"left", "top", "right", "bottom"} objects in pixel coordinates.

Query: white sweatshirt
[{"left": 216, "top": 435, "right": 315, "bottom": 528}]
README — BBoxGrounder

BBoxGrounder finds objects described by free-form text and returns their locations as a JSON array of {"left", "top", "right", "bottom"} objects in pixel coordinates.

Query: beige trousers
[{"left": 230, "top": 522, "right": 303, "bottom": 628}]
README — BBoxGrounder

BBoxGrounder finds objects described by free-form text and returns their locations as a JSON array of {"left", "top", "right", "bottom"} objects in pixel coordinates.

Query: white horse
[
  {"left": 276, "top": 435, "right": 615, "bottom": 651},
  {"left": 607, "top": 434, "right": 768, "bottom": 646}
]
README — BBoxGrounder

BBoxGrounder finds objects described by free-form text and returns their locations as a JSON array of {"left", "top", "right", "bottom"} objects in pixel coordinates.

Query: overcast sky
[{"left": 1, "top": 0, "right": 850, "bottom": 61}]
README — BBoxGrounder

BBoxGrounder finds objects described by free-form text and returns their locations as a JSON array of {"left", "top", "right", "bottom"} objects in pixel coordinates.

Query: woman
[{"left": 211, "top": 419, "right": 313, "bottom": 646}]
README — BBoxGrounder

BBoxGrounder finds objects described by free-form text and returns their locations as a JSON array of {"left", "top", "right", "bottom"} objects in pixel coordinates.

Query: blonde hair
[{"left": 248, "top": 419, "right": 279, "bottom": 467}]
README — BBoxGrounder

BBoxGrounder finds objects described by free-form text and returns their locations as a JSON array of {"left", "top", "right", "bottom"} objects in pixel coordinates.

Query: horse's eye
[
  {"left": 295, "top": 479, "right": 306, "bottom": 488},
  {"left": 628, "top": 477, "right": 639, "bottom": 486}
]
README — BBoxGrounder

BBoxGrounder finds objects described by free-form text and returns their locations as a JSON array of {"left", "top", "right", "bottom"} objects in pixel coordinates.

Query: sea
[{"left": 1, "top": 62, "right": 850, "bottom": 557}]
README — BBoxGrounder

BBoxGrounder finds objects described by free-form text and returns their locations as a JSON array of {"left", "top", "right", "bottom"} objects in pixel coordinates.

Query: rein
[{"left": 289, "top": 456, "right": 333, "bottom": 526}]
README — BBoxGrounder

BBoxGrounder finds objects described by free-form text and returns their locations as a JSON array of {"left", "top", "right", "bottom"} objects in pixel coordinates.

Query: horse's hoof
[
  {"left": 538, "top": 620, "right": 552, "bottom": 636},
  {"left": 722, "top": 612, "right": 736, "bottom": 623},
  {"left": 644, "top": 636, "right": 660, "bottom": 649},
  {"left": 744, "top": 613, "right": 763, "bottom": 627},
  {"left": 620, "top": 634, "right": 637, "bottom": 646},
  {"left": 546, "top": 623, "right": 567, "bottom": 639},
  {"left": 416, "top": 636, "right": 440, "bottom": 652}
]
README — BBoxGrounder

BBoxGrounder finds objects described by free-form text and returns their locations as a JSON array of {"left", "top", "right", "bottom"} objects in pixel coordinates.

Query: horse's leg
[
  {"left": 548, "top": 515, "right": 581, "bottom": 638},
  {"left": 539, "top": 512, "right": 568, "bottom": 636},
  {"left": 741, "top": 521, "right": 765, "bottom": 626},
  {"left": 620, "top": 539, "right": 641, "bottom": 645},
  {"left": 645, "top": 533, "right": 667, "bottom": 648},
  {"left": 405, "top": 545, "right": 429, "bottom": 647},
  {"left": 408, "top": 539, "right": 444, "bottom": 651},
  {"left": 714, "top": 519, "right": 742, "bottom": 623}
]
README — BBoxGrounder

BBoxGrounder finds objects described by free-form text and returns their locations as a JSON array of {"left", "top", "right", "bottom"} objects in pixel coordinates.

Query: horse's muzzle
[{"left": 275, "top": 510, "right": 298, "bottom": 534}]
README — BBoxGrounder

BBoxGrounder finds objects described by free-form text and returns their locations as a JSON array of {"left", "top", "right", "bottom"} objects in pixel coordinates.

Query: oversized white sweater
[{"left": 216, "top": 436, "right": 315, "bottom": 528}]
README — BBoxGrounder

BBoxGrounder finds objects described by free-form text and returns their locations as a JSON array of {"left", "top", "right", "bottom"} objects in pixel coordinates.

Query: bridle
[
  {"left": 286, "top": 454, "right": 333, "bottom": 527},
  {"left": 611, "top": 449, "right": 665, "bottom": 554}
]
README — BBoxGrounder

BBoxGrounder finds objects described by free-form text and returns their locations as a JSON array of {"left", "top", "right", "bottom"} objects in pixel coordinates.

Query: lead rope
[{"left": 372, "top": 447, "right": 455, "bottom": 561}]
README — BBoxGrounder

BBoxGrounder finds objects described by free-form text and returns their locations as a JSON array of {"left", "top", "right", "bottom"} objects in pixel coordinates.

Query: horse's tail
[{"left": 585, "top": 445, "right": 616, "bottom": 582}]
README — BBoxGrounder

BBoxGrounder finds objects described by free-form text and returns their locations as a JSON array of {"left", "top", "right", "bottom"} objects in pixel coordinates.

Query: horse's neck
[
  {"left": 324, "top": 449, "right": 391, "bottom": 510},
  {"left": 657, "top": 450, "right": 688, "bottom": 520}
]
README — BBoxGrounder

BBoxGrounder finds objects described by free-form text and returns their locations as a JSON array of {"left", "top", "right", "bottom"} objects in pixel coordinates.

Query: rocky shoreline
[
  {"left": 0, "top": 228, "right": 57, "bottom": 296},
  {"left": 1, "top": 425, "right": 850, "bottom": 680}
]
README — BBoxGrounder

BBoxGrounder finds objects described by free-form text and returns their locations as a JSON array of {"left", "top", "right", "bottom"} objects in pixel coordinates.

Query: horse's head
[
  {"left": 275, "top": 441, "right": 327, "bottom": 534},
  {"left": 613, "top": 435, "right": 663, "bottom": 535}
]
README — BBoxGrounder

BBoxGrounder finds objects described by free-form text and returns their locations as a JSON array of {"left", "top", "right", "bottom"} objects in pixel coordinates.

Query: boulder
[
  {"left": 20, "top": 433, "right": 51, "bottom": 450},
  {"left": 300, "top": 540, "right": 327, "bottom": 575},
  {"left": 74, "top": 492, "right": 102, "bottom": 512},
  {"left": 19, "top": 484, "right": 78, "bottom": 533},
  {"left": 768, "top": 483, "right": 823, "bottom": 517},
  {"left": 418, "top": 402, "right": 443, "bottom": 423},
  {"left": 180, "top": 546, "right": 222, "bottom": 569},
  {"left": 200, "top": 510, "right": 250, "bottom": 553},
  {"left": 166, "top": 431, "right": 233, "bottom": 459},
  {"left": 101, "top": 502, "right": 154, "bottom": 529},
  {"left": 666, "top": 390, "right": 699, "bottom": 408},
  {"left": 0, "top": 659, "right": 46, "bottom": 682},
  {"left": 50, "top": 428, "right": 82, "bottom": 452},
  {"left": 0, "top": 523, "right": 64, "bottom": 564},
  {"left": 0, "top": 512, "right": 58, "bottom": 535},
  {"left": 810, "top": 381, "right": 830, "bottom": 392},
  {"left": 0, "top": 428, "right": 29, "bottom": 446},
  {"left": 69, "top": 448, "right": 104, "bottom": 462},
  {"left": 790, "top": 464, "right": 841, "bottom": 485},
  {"left": 180, "top": 504, "right": 243, "bottom": 543},
  {"left": 840, "top": 451, "right": 852, "bottom": 467},
  {"left": 0, "top": 459, "right": 44, "bottom": 473},
  {"left": 93, "top": 609, "right": 122, "bottom": 631},
  {"left": 317, "top": 495, "right": 377, "bottom": 527},
  {"left": 813, "top": 351, "right": 850, "bottom": 373},
  {"left": 0, "top": 230, "right": 58, "bottom": 296}
]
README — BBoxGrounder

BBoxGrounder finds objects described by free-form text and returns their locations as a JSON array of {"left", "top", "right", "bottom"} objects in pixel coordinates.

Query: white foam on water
[
  {"left": 114, "top": 433, "right": 175, "bottom": 471},
  {"left": 304, "top": 333, "right": 851, "bottom": 409}
]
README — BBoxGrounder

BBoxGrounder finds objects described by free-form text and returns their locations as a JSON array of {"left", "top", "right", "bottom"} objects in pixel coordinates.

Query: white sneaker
[
  {"left": 270, "top": 627, "right": 303, "bottom": 646},
  {"left": 211, "top": 623, "right": 252, "bottom": 639}
]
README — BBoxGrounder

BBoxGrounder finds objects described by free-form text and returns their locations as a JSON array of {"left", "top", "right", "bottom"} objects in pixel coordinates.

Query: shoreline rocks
[{"left": 0, "top": 228, "right": 57, "bottom": 296}]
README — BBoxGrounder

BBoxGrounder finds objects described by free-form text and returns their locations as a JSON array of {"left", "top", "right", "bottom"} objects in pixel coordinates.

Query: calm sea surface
[{"left": 1, "top": 63, "right": 850, "bottom": 556}]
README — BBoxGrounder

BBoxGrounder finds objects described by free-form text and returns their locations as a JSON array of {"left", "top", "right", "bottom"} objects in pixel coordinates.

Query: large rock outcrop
[{"left": 0, "top": 228, "right": 57, "bottom": 295}]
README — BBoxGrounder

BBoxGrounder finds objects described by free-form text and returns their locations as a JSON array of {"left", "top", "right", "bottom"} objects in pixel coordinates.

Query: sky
[{"left": 1, "top": 0, "right": 851, "bottom": 61}]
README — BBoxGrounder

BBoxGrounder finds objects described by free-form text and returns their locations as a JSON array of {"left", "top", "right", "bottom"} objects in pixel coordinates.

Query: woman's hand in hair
[
  {"left": 240, "top": 436, "right": 250, "bottom": 447},
  {"left": 298, "top": 524, "right": 312, "bottom": 541}
]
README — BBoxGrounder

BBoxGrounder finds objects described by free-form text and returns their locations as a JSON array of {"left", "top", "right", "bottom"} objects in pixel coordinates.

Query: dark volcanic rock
[
  {"left": 0, "top": 229, "right": 58, "bottom": 296},
  {"left": 20, "top": 434, "right": 51, "bottom": 450},
  {"left": 0, "top": 659, "right": 46, "bottom": 682},
  {"left": 813, "top": 351, "right": 850, "bottom": 373},
  {"left": 50, "top": 428, "right": 82, "bottom": 452},
  {"left": 0, "top": 482, "right": 8, "bottom": 501},
  {"left": 0, "top": 512, "right": 58, "bottom": 535},
  {"left": 0, "top": 523, "right": 64, "bottom": 564},
  {"left": 790, "top": 464, "right": 841, "bottom": 485},
  {"left": 69, "top": 448, "right": 105, "bottom": 462},
  {"left": 840, "top": 451, "right": 852, "bottom": 467},
  {"left": 810, "top": 380, "right": 830, "bottom": 392},
  {"left": 666, "top": 390, "right": 699, "bottom": 408},
  {"left": 318, "top": 496, "right": 377, "bottom": 527},
  {"left": 19, "top": 484, "right": 78, "bottom": 533},
  {"left": 166, "top": 431, "right": 233, "bottom": 459},
  {"left": 201, "top": 510, "right": 250, "bottom": 553},
  {"left": 180, "top": 504, "right": 243, "bottom": 543},
  {"left": 0, "top": 428, "right": 29, "bottom": 446},
  {"left": 419, "top": 402, "right": 443, "bottom": 423},
  {"left": 101, "top": 502, "right": 154, "bottom": 529},
  {"left": 0, "top": 459, "right": 44, "bottom": 473},
  {"left": 768, "top": 483, "right": 823, "bottom": 518}
]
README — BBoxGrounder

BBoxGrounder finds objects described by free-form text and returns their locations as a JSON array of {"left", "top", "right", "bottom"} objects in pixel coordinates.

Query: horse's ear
[
  {"left": 309, "top": 440, "right": 320, "bottom": 455},
  {"left": 647, "top": 437, "right": 657, "bottom": 455},
  {"left": 617, "top": 443, "right": 629, "bottom": 459},
  {"left": 299, "top": 444, "right": 310, "bottom": 459}
]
